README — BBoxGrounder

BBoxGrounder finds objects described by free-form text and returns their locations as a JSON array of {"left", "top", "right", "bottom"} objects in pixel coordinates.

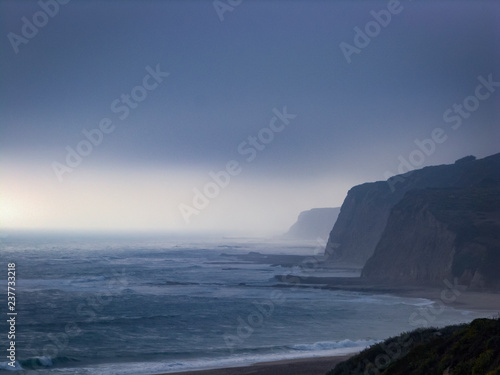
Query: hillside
[{"left": 327, "top": 317, "right": 500, "bottom": 375}]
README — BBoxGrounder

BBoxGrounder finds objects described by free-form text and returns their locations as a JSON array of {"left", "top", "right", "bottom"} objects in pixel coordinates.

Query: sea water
[{"left": 0, "top": 233, "right": 491, "bottom": 374}]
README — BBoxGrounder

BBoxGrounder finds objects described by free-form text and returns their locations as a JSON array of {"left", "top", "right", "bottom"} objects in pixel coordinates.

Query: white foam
[
  {"left": 37, "top": 356, "right": 54, "bottom": 367},
  {"left": 291, "top": 339, "right": 377, "bottom": 351},
  {"left": 0, "top": 360, "right": 23, "bottom": 371},
  {"left": 61, "top": 340, "right": 375, "bottom": 375}
]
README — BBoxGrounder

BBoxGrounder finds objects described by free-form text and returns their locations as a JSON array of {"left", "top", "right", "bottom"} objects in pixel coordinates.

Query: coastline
[
  {"left": 153, "top": 354, "right": 354, "bottom": 375},
  {"left": 149, "top": 281, "right": 499, "bottom": 375},
  {"left": 274, "top": 274, "right": 500, "bottom": 313},
  {"left": 392, "top": 286, "right": 500, "bottom": 313}
]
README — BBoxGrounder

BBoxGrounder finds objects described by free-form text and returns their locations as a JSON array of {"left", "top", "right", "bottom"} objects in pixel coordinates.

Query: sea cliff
[{"left": 325, "top": 153, "right": 500, "bottom": 268}]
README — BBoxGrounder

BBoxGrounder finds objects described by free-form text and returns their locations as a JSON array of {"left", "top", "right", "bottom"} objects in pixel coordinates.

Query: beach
[
  {"left": 393, "top": 287, "right": 500, "bottom": 312},
  {"left": 155, "top": 354, "right": 354, "bottom": 375},
  {"left": 274, "top": 273, "right": 500, "bottom": 312}
]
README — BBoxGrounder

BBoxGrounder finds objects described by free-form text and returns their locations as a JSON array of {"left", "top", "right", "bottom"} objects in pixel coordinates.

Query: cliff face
[
  {"left": 285, "top": 207, "right": 340, "bottom": 241},
  {"left": 324, "top": 182, "right": 395, "bottom": 265},
  {"left": 362, "top": 186, "right": 500, "bottom": 287},
  {"left": 360, "top": 190, "right": 455, "bottom": 283},
  {"left": 325, "top": 153, "right": 500, "bottom": 266}
]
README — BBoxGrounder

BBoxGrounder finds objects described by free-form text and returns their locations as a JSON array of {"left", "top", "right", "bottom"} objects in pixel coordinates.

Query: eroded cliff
[
  {"left": 361, "top": 186, "right": 500, "bottom": 287},
  {"left": 325, "top": 153, "right": 500, "bottom": 267}
]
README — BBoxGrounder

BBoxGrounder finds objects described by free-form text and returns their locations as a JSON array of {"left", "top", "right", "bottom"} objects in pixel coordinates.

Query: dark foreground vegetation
[{"left": 328, "top": 317, "right": 500, "bottom": 375}]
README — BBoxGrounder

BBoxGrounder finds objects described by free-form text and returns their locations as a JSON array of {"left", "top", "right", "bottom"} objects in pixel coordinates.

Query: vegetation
[{"left": 327, "top": 317, "right": 500, "bottom": 375}]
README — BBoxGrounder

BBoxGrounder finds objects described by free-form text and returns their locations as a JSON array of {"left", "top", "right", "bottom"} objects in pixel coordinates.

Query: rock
[
  {"left": 361, "top": 186, "right": 500, "bottom": 288},
  {"left": 285, "top": 207, "right": 340, "bottom": 241},
  {"left": 325, "top": 153, "right": 500, "bottom": 267}
]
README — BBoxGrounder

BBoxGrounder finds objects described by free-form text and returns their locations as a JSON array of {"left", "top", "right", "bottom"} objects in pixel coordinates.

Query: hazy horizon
[{"left": 1, "top": 0, "right": 499, "bottom": 235}]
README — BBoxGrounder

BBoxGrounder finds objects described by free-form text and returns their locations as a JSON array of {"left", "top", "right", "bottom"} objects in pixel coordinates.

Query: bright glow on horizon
[
  {"left": 0, "top": 196, "right": 22, "bottom": 225},
  {"left": 0, "top": 162, "right": 353, "bottom": 235}
]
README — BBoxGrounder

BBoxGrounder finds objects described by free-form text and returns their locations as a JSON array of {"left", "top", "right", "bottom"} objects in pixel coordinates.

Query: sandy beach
[
  {"left": 394, "top": 287, "right": 500, "bottom": 312},
  {"left": 274, "top": 274, "right": 500, "bottom": 312},
  {"left": 154, "top": 354, "right": 354, "bottom": 375}
]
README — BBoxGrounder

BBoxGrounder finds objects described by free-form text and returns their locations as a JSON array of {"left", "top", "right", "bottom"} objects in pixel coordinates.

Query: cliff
[
  {"left": 325, "top": 153, "right": 500, "bottom": 266},
  {"left": 361, "top": 186, "right": 500, "bottom": 287},
  {"left": 284, "top": 207, "right": 340, "bottom": 241}
]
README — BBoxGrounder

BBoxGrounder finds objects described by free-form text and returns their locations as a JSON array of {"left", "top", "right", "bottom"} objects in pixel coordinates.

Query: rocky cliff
[
  {"left": 285, "top": 207, "right": 340, "bottom": 241},
  {"left": 361, "top": 186, "right": 500, "bottom": 287},
  {"left": 325, "top": 153, "right": 500, "bottom": 266}
]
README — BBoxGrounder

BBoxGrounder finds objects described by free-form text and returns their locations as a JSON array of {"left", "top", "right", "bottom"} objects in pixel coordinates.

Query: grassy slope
[{"left": 327, "top": 318, "right": 500, "bottom": 375}]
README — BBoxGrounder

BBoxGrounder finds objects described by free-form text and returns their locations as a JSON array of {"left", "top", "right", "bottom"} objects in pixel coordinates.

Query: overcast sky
[{"left": 1, "top": 0, "right": 499, "bottom": 235}]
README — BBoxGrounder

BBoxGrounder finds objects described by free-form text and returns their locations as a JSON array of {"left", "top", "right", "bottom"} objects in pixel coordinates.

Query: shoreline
[
  {"left": 391, "top": 286, "right": 500, "bottom": 313},
  {"left": 148, "top": 281, "right": 498, "bottom": 375},
  {"left": 274, "top": 274, "right": 500, "bottom": 312},
  {"left": 153, "top": 354, "right": 355, "bottom": 375}
]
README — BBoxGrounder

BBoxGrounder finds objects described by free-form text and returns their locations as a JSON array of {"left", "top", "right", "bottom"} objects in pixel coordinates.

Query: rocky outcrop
[
  {"left": 361, "top": 186, "right": 500, "bottom": 287},
  {"left": 325, "top": 153, "right": 500, "bottom": 266},
  {"left": 285, "top": 207, "right": 340, "bottom": 241}
]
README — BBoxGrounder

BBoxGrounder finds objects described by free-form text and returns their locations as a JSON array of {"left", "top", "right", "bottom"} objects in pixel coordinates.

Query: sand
[
  {"left": 154, "top": 354, "right": 354, "bottom": 375},
  {"left": 393, "top": 287, "right": 500, "bottom": 312},
  {"left": 275, "top": 274, "right": 500, "bottom": 312}
]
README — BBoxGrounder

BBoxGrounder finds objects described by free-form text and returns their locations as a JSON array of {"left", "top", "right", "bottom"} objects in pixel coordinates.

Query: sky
[{"left": 1, "top": 0, "right": 499, "bottom": 235}]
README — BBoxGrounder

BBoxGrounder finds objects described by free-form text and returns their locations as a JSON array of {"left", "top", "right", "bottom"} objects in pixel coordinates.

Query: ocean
[{"left": 0, "top": 233, "right": 492, "bottom": 374}]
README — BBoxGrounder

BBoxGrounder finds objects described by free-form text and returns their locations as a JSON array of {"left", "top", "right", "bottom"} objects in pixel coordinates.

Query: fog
[{"left": 1, "top": 0, "right": 499, "bottom": 235}]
